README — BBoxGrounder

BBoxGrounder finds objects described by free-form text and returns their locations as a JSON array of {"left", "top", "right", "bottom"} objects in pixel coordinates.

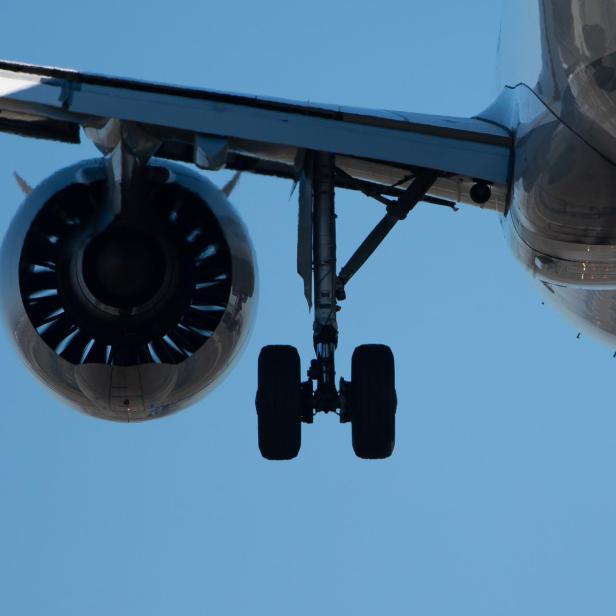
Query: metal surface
[
  {"left": 312, "top": 152, "right": 338, "bottom": 410},
  {"left": 297, "top": 156, "right": 313, "bottom": 309},
  {"left": 336, "top": 172, "right": 438, "bottom": 298},
  {"left": 220, "top": 150, "right": 508, "bottom": 213},
  {"left": 536, "top": 1, "right": 616, "bottom": 166},
  {"left": 194, "top": 135, "right": 229, "bottom": 170},
  {"left": 1, "top": 159, "right": 256, "bottom": 421},
  {"left": 0, "top": 61, "right": 512, "bottom": 184},
  {"left": 498, "top": 0, "right": 616, "bottom": 345},
  {"left": 0, "top": 59, "right": 511, "bottom": 141},
  {"left": 6, "top": 0, "right": 616, "bottom": 412}
]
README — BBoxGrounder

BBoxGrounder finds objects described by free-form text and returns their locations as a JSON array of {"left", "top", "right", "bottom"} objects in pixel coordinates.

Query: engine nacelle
[{"left": 1, "top": 159, "right": 256, "bottom": 421}]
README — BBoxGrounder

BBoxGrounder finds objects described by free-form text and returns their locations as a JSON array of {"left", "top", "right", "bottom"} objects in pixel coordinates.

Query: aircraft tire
[
  {"left": 256, "top": 345, "right": 302, "bottom": 460},
  {"left": 350, "top": 344, "right": 396, "bottom": 459}
]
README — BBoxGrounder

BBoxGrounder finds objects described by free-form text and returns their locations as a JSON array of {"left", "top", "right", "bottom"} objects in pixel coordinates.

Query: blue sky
[{"left": 1, "top": 1, "right": 616, "bottom": 615}]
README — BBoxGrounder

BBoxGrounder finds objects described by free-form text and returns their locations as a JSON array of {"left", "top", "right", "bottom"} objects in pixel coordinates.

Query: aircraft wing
[{"left": 0, "top": 60, "right": 512, "bottom": 201}]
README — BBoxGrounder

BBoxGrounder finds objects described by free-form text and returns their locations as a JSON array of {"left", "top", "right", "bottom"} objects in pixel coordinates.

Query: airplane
[{"left": 0, "top": 0, "right": 612, "bottom": 461}]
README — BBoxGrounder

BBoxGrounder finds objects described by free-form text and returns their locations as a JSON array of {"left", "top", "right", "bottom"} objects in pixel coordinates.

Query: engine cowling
[{"left": 1, "top": 158, "right": 256, "bottom": 421}]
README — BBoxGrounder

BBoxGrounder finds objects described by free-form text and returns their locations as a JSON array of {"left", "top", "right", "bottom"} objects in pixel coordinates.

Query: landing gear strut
[{"left": 256, "top": 152, "right": 436, "bottom": 460}]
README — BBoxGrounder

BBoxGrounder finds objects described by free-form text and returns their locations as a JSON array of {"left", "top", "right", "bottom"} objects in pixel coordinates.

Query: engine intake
[{"left": 2, "top": 159, "right": 256, "bottom": 421}]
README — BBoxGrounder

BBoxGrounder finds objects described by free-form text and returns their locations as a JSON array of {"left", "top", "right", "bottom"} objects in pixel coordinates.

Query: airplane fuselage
[{"left": 492, "top": 0, "right": 616, "bottom": 344}]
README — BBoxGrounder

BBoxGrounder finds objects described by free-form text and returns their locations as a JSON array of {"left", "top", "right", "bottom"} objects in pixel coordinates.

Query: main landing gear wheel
[
  {"left": 256, "top": 345, "right": 302, "bottom": 460},
  {"left": 350, "top": 344, "right": 396, "bottom": 459}
]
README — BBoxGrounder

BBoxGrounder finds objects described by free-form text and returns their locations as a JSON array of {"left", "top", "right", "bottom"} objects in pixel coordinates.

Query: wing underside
[{"left": 0, "top": 60, "right": 512, "bottom": 209}]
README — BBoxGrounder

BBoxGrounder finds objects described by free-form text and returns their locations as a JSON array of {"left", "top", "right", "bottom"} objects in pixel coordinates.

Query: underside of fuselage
[{"left": 495, "top": 0, "right": 616, "bottom": 344}]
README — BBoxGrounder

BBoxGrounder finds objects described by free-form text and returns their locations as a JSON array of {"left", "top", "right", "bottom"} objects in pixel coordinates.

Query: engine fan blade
[
  {"left": 60, "top": 330, "right": 94, "bottom": 364},
  {"left": 150, "top": 337, "right": 186, "bottom": 364},
  {"left": 41, "top": 316, "right": 78, "bottom": 351},
  {"left": 22, "top": 229, "right": 60, "bottom": 264},
  {"left": 194, "top": 251, "right": 231, "bottom": 281},
  {"left": 167, "top": 325, "right": 206, "bottom": 354},
  {"left": 21, "top": 271, "right": 59, "bottom": 296},
  {"left": 108, "top": 344, "right": 148, "bottom": 367},
  {"left": 27, "top": 296, "right": 63, "bottom": 328},
  {"left": 192, "top": 283, "right": 230, "bottom": 307},
  {"left": 83, "top": 341, "right": 108, "bottom": 364},
  {"left": 182, "top": 307, "right": 222, "bottom": 332}
]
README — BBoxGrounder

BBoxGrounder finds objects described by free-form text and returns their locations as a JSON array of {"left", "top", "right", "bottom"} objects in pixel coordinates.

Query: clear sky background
[{"left": 1, "top": 2, "right": 616, "bottom": 615}]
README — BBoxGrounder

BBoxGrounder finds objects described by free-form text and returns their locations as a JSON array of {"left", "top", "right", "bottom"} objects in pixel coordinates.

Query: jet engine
[{"left": 1, "top": 158, "right": 256, "bottom": 421}]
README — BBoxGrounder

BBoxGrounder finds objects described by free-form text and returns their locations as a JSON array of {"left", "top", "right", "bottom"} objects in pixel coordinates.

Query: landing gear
[
  {"left": 348, "top": 345, "right": 396, "bottom": 459},
  {"left": 256, "top": 151, "right": 437, "bottom": 460},
  {"left": 256, "top": 345, "right": 302, "bottom": 460}
]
